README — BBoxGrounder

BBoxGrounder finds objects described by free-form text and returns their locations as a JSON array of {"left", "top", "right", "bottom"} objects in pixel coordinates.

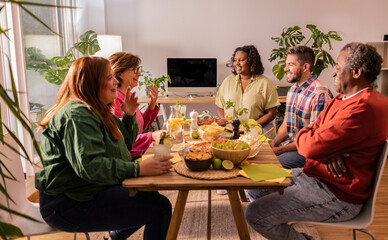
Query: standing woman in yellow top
[{"left": 216, "top": 45, "right": 280, "bottom": 133}]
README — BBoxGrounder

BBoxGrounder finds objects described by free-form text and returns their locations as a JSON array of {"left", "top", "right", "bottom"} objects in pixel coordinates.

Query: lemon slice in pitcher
[
  {"left": 162, "top": 138, "right": 173, "bottom": 148},
  {"left": 222, "top": 160, "right": 234, "bottom": 171}
]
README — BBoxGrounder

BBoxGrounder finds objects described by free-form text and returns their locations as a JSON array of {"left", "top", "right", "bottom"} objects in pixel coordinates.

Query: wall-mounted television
[{"left": 167, "top": 58, "right": 217, "bottom": 94}]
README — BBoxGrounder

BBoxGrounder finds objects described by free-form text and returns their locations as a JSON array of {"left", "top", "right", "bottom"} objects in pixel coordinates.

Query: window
[
  {"left": 22, "top": 0, "right": 76, "bottom": 145},
  {"left": 0, "top": 0, "right": 76, "bottom": 175}
]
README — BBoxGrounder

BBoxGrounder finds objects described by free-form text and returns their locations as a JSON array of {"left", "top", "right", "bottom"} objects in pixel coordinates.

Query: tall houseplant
[
  {"left": 0, "top": 1, "right": 73, "bottom": 239},
  {"left": 269, "top": 24, "right": 342, "bottom": 80}
]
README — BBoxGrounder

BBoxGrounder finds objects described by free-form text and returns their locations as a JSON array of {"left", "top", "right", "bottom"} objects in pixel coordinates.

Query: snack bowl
[
  {"left": 211, "top": 146, "right": 250, "bottom": 165},
  {"left": 184, "top": 151, "right": 214, "bottom": 171}
]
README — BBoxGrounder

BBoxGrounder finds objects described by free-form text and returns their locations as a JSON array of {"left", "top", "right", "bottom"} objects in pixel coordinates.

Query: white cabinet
[{"left": 366, "top": 41, "right": 388, "bottom": 96}]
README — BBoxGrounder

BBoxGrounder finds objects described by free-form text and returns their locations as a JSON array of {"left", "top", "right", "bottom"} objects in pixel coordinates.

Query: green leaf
[
  {"left": 272, "top": 64, "right": 286, "bottom": 81},
  {"left": 0, "top": 27, "right": 10, "bottom": 40},
  {"left": 0, "top": 221, "right": 23, "bottom": 239},
  {"left": 74, "top": 30, "right": 101, "bottom": 56},
  {"left": 0, "top": 203, "right": 41, "bottom": 223}
]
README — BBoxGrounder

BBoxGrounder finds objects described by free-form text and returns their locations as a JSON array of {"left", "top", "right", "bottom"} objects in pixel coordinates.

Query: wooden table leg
[
  {"left": 238, "top": 189, "right": 249, "bottom": 202},
  {"left": 227, "top": 189, "right": 251, "bottom": 240},
  {"left": 166, "top": 190, "right": 189, "bottom": 240},
  {"left": 207, "top": 189, "right": 211, "bottom": 240}
]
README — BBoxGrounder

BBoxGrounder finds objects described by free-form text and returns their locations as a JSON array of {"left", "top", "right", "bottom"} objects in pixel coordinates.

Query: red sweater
[{"left": 296, "top": 88, "right": 388, "bottom": 204}]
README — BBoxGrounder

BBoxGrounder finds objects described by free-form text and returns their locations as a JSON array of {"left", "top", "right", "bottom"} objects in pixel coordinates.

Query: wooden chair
[{"left": 287, "top": 139, "right": 388, "bottom": 240}]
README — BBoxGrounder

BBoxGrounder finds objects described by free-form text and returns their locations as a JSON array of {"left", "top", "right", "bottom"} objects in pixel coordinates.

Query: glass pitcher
[{"left": 167, "top": 105, "right": 185, "bottom": 151}]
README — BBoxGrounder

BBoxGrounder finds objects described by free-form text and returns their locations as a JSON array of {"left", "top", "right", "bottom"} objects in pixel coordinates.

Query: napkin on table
[
  {"left": 239, "top": 164, "right": 293, "bottom": 183},
  {"left": 139, "top": 152, "right": 182, "bottom": 164}
]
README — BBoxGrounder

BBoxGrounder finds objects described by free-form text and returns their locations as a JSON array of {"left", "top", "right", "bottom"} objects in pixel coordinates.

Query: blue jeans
[
  {"left": 246, "top": 168, "right": 362, "bottom": 240},
  {"left": 277, "top": 150, "right": 306, "bottom": 169},
  {"left": 39, "top": 186, "right": 172, "bottom": 240}
]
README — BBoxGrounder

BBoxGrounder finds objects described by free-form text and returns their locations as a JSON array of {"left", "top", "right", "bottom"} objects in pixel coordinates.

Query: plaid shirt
[{"left": 281, "top": 76, "right": 333, "bottom": 146}]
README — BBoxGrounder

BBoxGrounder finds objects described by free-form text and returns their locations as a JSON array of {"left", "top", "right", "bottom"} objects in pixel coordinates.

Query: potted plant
[
  {"left": 269, "top": 24, "right": 342, "bottom": 81},
  {"left": 138, "top": 70, "right": 171, "bottom": 96}
]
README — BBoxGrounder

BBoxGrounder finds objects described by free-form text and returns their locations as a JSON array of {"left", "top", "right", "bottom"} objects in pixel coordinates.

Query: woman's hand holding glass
[
  {"left": 139, "top": 155, "right": 173, "bottom": 176},
  {"left": 121, "top": 86, "right": 140, "bottom": 116}
]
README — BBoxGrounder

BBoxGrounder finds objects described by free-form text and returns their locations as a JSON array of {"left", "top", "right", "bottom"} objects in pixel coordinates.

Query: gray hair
[{"left": 340, "top": 42, "right": 383, "bottom": 83}]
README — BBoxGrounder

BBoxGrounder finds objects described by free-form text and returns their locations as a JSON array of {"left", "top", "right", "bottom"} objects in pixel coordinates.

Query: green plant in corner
[
  {"left": 25, "top": 30, "right": 101, "bottom": 85},
  {"left": 138, "top": 70, "right": 171, "bottom": 96},
  {"left": 269, "top": 24, "right": 342, "bottom": 81},
  {"left": 0, "top": 1, "right": 74, "bottom": 239}
]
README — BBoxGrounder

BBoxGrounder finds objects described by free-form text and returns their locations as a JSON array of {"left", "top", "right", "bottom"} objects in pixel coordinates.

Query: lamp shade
[{"left": 94, "top": 35, "right": 123, "bottom": 58}]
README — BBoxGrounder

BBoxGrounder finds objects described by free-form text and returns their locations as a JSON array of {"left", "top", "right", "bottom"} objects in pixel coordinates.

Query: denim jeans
[
  {"left": 277, "top": 150, "right": 306, "bottom": 169},
  {"left": 246, "top": 168, "right": 362, "bottom": 240},
  {"left": 39, "top": 186, "right": 172, "bottom": 240}
]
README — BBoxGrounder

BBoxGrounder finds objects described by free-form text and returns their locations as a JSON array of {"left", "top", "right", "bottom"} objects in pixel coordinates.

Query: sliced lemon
[
  {"left": 222, "top": 160, "right": 234, "bottom": 171},
  {"left": 169, "top": 123, "right": 180, "bottom": 131},
  {"left": 162, "top": 138, "right": 173, "bottom": 148},
  {"left": 253, "top": 126, "right": 263, "bottom": 135}
]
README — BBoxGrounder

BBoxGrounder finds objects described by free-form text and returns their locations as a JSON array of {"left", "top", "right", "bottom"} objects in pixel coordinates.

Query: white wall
[{"left": 77, "top": 0, "right": 388, "bottom": 115}]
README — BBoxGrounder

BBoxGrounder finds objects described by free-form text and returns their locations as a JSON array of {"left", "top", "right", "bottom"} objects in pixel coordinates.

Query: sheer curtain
[{"left": 0, "top": 0, "right": 77, "bottom": 176}]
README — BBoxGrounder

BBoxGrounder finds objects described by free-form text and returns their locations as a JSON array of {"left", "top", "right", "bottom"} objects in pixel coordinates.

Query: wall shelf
[{"left": 367, "top": 41, "right": 388, "bottom": 96}]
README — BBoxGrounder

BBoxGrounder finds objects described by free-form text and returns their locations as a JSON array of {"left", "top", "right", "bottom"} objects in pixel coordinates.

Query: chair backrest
[{"left": 356, "top": 139, "right": 388, "bottom": 227}]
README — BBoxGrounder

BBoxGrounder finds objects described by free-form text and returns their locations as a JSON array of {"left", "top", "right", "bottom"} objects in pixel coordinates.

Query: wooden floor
[{"left": 18, "top": 159, "right": 388, "bottom": 240}]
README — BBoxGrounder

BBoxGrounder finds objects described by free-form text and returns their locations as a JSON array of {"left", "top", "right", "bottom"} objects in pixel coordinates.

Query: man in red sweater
[{"left": 245, "top": 42, "right": 388, "bottom": 240}]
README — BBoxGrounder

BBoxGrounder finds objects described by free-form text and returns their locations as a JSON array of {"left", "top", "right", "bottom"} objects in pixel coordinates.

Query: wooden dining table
[{"left": 122, "top": 140, "right": 291, "bottom": 240}]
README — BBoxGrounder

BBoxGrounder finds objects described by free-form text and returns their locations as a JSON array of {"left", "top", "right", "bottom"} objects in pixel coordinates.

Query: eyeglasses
[{"left": 132, "top": 66, "right": 142, "bottom": 74}]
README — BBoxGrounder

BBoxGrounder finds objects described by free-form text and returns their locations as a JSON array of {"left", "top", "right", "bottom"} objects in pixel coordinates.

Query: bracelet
[
  {"left": 137, "top": 161, "right": 140, "bottom": 176},
  {"left": 134, "top": 162, "right": 138, "bottom": 177}
]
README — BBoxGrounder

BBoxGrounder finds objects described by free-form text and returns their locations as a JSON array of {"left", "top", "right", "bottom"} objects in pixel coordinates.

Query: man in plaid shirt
[{"left": 269, "top": 46, "right": 333, "bottom": 169}]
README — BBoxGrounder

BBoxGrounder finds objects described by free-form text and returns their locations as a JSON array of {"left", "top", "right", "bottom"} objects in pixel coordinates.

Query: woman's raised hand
[
  {"left": 139, "top": 155, "right": 173, "bottom": 176},
  {"left": 121, "top": 86, "right": 140, "bottom": 116},
  {"left": 148, "top": 86, "right": 159, "bottom": 110}
]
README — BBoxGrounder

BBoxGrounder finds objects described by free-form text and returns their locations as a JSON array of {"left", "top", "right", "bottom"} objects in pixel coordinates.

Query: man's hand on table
[
  {"left": 271, "top": 145, "right": 285, "bottom": 156},
  {"left": 139, "top": 155, "right": 173, "bottom": 176},
  {"left": 324, "top": 153, "right": 349, "bottom": 178}
]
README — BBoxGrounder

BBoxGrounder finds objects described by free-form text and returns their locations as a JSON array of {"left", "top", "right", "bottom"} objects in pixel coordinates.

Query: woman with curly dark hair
[{"left": 216, "top": 45, "right": 280, "bottom": 131}]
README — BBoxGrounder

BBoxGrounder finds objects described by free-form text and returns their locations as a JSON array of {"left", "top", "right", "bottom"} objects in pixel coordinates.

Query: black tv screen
[{"left": 167, "top": 58, "right": 217, "bottom": 89}]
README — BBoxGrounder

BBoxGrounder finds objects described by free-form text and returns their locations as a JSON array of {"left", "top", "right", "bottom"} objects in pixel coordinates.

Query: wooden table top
[{"left": 122, "top": 142, "right": 291, "bottom": 191}]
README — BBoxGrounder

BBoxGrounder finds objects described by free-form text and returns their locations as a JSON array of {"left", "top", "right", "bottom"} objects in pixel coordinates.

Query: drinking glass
[
  {"left": 153, "top": 143, "right": 171, "bottom": 157},
  {"left": 180, "top": 105, "right": 187, "bottom": 118},
  {"left": 224, "top": 107, "right": 234, "bottom": 121},
  {"left": 168, "top": 105, "right": 185, "bottom": 151},
  {"left": 238, "top": 109, "right": 249, "bottom": 125}
]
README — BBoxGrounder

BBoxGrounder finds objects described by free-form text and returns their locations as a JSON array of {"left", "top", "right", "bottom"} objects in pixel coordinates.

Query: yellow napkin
[
  {"left": 140, "top": 152, "right": 183, "bottom": 164},
  {"left": 238, "top": 164, "right": 292, "bottom": 183}
]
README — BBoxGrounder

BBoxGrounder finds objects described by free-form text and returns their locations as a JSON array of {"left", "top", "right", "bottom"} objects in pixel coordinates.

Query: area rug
[{"left": 122, "top": 190, "right": 319, "bottom": 240}]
